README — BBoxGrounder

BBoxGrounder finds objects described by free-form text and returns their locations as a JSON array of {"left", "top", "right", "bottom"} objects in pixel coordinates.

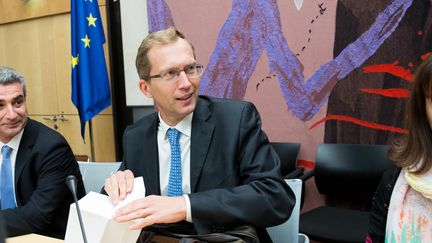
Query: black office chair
[
  {"left": 299, "top": 144, "right": 392, "bottom": 243},
  {"left": 270, "top": 142, "right": 302, "bottom": 178}
]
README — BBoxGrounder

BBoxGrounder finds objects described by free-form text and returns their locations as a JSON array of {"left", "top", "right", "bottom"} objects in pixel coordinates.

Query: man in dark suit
[
  {"left": 104, "top": 27, "right": 294, "bottom": 241},
  {"left": 0, "top": 67, "right": 85, "bottom": 239}
]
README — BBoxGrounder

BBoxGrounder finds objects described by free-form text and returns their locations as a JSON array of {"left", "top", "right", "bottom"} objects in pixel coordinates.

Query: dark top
[{"left": 367, "top": 165, "right": 401, "bottom": 243}]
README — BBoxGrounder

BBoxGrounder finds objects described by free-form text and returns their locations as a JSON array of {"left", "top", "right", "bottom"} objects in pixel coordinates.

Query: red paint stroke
[
  {"left": 360, "top": 88, "right": 410, "bottom": 98},
  {"left": 421, "top": 52, "right": 432, "bottom": 60},
  {"left": 363, "top": 63, "right": 413, "bottom": 82},
  {"left": 310, "top": 115, "right": 408, "bottom": 134},
  {"left": 297, "top": 160, "right": 315, "bottom": 169},
  {"left": 418, "top": 31, "right": 423, "bottom": 36}
]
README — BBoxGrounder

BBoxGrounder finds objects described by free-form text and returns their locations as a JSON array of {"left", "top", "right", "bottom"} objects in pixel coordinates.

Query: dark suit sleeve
[
  {"left": 189, "top": 102, "right": 295, "bottom": 232},
  {"left": 0, "top": 135, "right": 84, "bottom": 238}
]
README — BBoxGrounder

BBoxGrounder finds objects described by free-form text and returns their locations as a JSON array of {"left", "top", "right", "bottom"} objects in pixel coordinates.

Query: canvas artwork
[{"left": 147, "top": 0, "right": 432, "bottom": 166}]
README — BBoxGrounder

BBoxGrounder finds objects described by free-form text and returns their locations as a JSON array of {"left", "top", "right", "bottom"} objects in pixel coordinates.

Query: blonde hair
[{"left": 135, "top": 26, "right": 195, "bottom": 80}]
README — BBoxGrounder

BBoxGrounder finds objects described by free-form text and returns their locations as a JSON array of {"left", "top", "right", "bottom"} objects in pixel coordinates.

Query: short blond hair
[{"left": 135, "top": 26, "right": 195, "bottom": 80}]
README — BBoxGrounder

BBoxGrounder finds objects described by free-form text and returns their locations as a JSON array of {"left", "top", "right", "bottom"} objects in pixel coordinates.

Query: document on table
[{"left": 64, "top": 177, "right": 145, "bottom": 243}]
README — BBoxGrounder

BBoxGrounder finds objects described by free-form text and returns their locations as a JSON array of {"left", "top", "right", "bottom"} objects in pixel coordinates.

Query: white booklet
[{"left": 65, "top": 177, "right": 146, "bottom": 243}]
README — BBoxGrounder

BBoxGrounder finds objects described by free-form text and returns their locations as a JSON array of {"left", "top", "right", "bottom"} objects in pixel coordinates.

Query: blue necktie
[
  {"left": 167, "top": 128, "right": 182, "bottom": 196},
  {"left": 1, "top": 145, "right": 15, "bottom": 209}
]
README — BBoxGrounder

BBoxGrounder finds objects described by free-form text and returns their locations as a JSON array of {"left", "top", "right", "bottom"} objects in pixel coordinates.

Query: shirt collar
[
  {"left": 0, "top": 128, "right": 24, "bottom": 152},
  {"left": 158, "top": 112, "right": 193, "bottom": 137}
]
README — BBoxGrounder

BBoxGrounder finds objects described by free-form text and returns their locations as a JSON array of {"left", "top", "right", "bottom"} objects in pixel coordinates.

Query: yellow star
[
  {"left": 81, "top": 35, "right": 91, "bottom": 48},
  {"left": 87, "top": 13, "right": 97, "bottom": 27},
  {"left": 71, "top": 54, "right": 79, "bottom": 68}
]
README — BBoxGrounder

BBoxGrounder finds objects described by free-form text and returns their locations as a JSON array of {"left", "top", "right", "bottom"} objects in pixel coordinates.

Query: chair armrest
[
  {"left": 299, "top": 169, "right": 314, "bottom": 181},
  {"left": 284, "top": 168, "right": 305, "bottom": 179}
]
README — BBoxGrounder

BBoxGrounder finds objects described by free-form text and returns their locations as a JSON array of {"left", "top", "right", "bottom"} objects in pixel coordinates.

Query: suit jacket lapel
[
  {"left": 139, "top": 114, "right": 161, "bottom": 196},
  {"left": 15, "top": 119, "right": 36, "bottom": 205},
  {"left": 190, "top": 98, "right": 214, "bottom": 192}
]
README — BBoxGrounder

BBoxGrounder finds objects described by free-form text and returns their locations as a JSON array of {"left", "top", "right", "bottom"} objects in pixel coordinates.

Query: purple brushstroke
[
  {"left": 148, "top": 0, "right": 412, "bottom": 121},
  {"left": 200, "top": 1, "right": 268, "bottom": 99},
  {"left": 147, "top": 0, "right": 174, "bottom": 33},
  {"left": 296, "top": 0, "right": 412, "bottom": 120}
]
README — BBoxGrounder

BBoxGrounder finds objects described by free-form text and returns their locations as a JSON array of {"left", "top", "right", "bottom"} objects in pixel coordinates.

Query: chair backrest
[
  {"left": 314, "top": 144, "right": 392, "bottom": 202},
  {"left": 270, "top": 142, "right": 301, "bottom": 176},
  {"left": 78, "top": 162, "right": 122, "bottom": 193},
  {"left": 267, "top": 179, "right": 303, "bottom": 243}
]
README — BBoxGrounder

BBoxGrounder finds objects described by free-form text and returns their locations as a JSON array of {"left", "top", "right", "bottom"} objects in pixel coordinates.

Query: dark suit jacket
[
  {"left": 120, "top": 96, "right": 295, "bottom": 240},
  {"left": 0, "top": 118, "right": 85, "bottom": 239}
]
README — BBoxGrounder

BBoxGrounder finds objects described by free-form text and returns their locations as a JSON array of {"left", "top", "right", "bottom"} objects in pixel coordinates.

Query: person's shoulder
[
  {"left": 21, "top": 119, "right": 71, "bottom": 152},
  {"left": 382, "top": 165, "right": 401, "bottom": 186},
  {"left": 25, "top": 118, "right": 66, "bottom": 141},
  {"left": 124, "top": 112, "right": 158, "bottom": 134}
]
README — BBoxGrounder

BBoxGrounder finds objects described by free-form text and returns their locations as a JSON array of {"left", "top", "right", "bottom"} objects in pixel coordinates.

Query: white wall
[{"left": 120, "top": 0, "right": 153, "bottom": 106}]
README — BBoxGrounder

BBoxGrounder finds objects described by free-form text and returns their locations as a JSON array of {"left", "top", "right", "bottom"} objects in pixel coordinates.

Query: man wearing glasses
[{"left": 104, "top": 27, "right": 294, "bottom": 242}]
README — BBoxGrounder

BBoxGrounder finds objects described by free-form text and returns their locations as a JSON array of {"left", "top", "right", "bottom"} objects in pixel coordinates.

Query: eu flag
[{"left": 71, "top": 0, "right": 111, "bottom": 138}]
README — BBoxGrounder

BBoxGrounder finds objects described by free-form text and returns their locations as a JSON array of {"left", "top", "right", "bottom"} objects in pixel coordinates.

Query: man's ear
[{"left": 139, "top": 79, "right": 152, "bottom": 98}]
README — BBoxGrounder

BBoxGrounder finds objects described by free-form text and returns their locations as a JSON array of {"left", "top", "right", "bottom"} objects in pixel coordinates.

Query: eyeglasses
[{"left": 147, "top": 64, "right": 204, "bottom": 82}]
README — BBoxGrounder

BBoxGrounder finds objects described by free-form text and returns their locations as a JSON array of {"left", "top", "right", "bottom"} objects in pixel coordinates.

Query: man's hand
[
  {"left": 104, "top": 170, "right": 135, "bottom": 205},
  {"left": 114, "top": 195, "right": 187, "bottom": 230}
]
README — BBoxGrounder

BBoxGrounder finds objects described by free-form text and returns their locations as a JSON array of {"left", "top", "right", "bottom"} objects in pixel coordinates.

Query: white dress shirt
[
  {"left": 0, "top": 129, "right": 24, "bottom": 206},
  {"left": 157, "top": 112, "right": 193, "bottom": 222}
]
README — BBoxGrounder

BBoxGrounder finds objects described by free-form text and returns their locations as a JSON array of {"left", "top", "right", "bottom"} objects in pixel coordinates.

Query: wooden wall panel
[
  {"left": 1, "top": 9, "right": 111, "bottom": 116},
  {"left": 52, "top": 13, "right": 74, "bottom": 114},
  {"left": 1, "top": 18, "right": 59, "bottom": 114},
  {"left": 0, "top": 2, "right": 115, "bottom": 162},
  {"left": 0, "top": 27, "right": 5, "bottom": 64},
  {"left": 0, "top": 0, "right": 69, "bottom": 24},
  {"left": 0, "top": 0, "right": 106, "bottom": 24},
  {"left": 92, "top": 114, "right": 116, "bottom": 162}
]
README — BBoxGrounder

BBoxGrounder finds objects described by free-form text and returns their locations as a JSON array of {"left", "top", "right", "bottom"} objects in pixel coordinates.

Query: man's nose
[
  {"left": 177, "top": 71, "right": 192, "bottom": 87},
  {"left": 5, "top": 105, "right": 18, "bottom": 119}
]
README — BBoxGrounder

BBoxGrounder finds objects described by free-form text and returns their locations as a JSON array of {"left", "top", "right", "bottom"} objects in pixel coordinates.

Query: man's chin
[
  {"left": 176, "top": 102, "right": 195, "bottom": 117},
  {"left": 182, "top": 105, "right": 195, "bottom": 115},
  {"left": 0, "top": 130, "right": 23, "bottom": 143},
  {"left": 6, "top": 125, "right": 24, "bottom": 135}
]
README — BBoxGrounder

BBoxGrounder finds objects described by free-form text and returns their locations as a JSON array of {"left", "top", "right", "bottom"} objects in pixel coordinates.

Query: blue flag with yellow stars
[{"left": 71, "top": 0, "right": 111, "bottom": 138}]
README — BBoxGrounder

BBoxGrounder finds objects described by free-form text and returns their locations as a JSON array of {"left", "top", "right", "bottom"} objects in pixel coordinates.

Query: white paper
[
  {"left": 267, "top": 179, "right": 302, "bottom": 243},
  {"left": 65, "top": 177, "right": 146, "bottom": 243}
]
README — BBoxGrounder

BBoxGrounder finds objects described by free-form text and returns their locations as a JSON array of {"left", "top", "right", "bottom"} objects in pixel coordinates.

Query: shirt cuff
[{"left": 183, "top": 194, "right": 193, "bottom": 222}]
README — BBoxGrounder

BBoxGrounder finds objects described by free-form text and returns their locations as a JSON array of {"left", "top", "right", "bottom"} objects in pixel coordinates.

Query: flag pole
[{"left": 88, "top": 119, "right": 96, "bottom": 161}]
